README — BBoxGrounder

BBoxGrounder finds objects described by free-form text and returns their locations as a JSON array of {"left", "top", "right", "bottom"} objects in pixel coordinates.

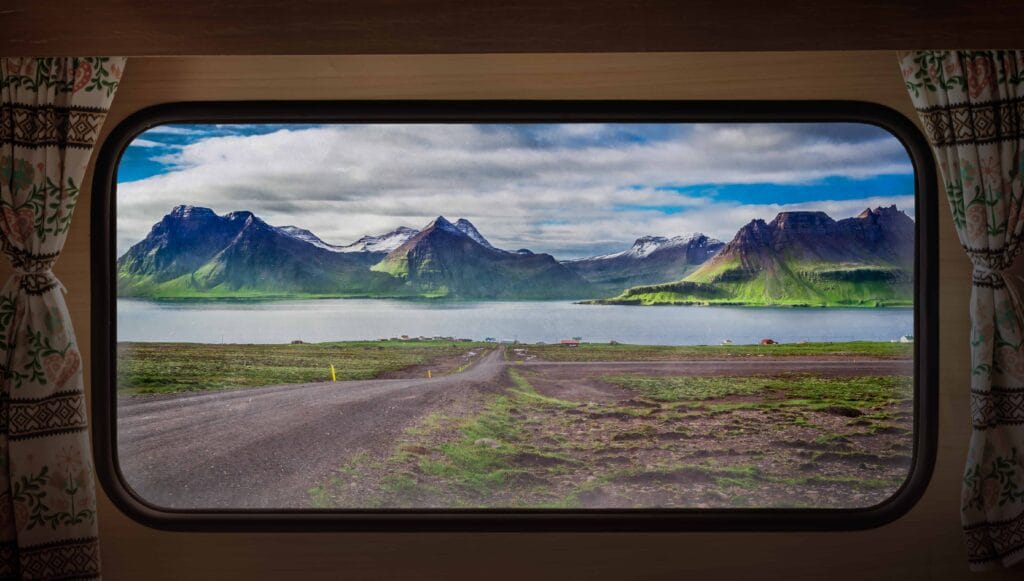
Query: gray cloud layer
[{"left": 116, "top": 123, "right": 913, "bottom": 258}]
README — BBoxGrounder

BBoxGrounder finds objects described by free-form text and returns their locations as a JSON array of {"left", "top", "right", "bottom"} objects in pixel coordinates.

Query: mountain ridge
[
  {"left": 371, "top": 216, "right": 595, "bottom": 299},
  {"left": 117, "top": 205, "right": 913, "bottom": 306},
  {"left": 594, "top": 205, "right": 914, "bottom": 307},
  {"left": 563, "top": 233, "right": 724, "bottom": 291},
  {"left": 117, "top": 207, "right": 403, "bottom": 298}
]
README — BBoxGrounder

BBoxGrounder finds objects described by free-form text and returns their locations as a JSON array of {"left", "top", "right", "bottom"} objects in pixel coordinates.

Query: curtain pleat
[
  {"left": 899, "top": 50, "right": 1024, "bottom": 571},
  {"left": 0, "top": 57, "right": 125, "bottom": 581}
]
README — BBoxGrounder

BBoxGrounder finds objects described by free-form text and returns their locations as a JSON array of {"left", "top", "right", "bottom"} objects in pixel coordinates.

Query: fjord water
[{"left": 118, "top": 299, "right": 913, "bottom": 345}]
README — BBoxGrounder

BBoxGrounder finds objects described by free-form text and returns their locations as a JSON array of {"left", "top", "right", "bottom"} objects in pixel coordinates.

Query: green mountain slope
[
  {"left": 117, "top": 207, "right": 412, "bottom": 299},
  {"left": 117, "top": 208, "right": 598, "bottom": 300},
  {"left": 592, "top": 206, "right": 914, "bottom": 307},
  {"left": 372, "top": 216, "right": 597, "bottom": 299},
  {"left": 562, "top": 234, "right": 724, "bottom": 294}
]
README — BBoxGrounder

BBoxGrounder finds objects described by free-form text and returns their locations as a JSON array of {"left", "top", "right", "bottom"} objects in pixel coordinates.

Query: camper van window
[{"left": 91, "top": 101, "right": 937, "bottom": 531}]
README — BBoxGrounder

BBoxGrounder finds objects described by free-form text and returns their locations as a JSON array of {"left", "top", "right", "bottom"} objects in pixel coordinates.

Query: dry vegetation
[{"left": 311, "top": 344, "right": 914, "bottom": 509}]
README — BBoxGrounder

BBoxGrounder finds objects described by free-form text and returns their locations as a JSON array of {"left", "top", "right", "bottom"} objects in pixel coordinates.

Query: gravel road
[
  {"left": 117, "top": 346, "right": 508, "bottom": 508},
  {"left": 116, "top": 349, "right": 911, "bottom": 509}
]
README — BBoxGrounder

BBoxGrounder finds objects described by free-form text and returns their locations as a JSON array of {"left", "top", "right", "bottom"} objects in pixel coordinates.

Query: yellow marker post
[
  {"left": 427, "top": 370, "right": 432, "bottom": 379},
  {"left": 330, "top": 364, "right": 336, "bottom": 382}
]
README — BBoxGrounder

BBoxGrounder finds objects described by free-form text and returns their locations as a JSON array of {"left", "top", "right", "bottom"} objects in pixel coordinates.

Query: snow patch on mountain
[
  {"left": 277, "top": 226, "right": 340, "bottom": 251},
  {"left": 338, "top": 226, "right": 419, "bottom": 253},
  {"left": 454, "top": 218, "right": 499, "bottom": 250},
  {"left": 277, "top": 224, "right": 418, "bottom": 253},
  {"left": 576, "top": 234, "right": 716, "bottom": 261}
]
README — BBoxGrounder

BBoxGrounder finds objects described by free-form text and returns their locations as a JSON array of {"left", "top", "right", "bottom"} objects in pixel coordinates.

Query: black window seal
[{"left": 90, "top": 100, "right": 938, "bottom": 532}]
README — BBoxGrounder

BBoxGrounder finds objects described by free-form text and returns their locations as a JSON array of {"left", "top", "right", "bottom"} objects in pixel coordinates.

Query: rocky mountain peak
[
  {"left": 278, "top": 225, "right": 340, "bottom": 251},
  {"left": 225, "top": 210, "right": 257, "bottom": 223},
  {"left": 278, "top": 225, "right": 316, "bottom": 238},
  {"left": 428, "top": 215, "right": 459, "bottom": 232},
  {"left": 704, "top": 206, "right": 915, "bottom": 278},
  {"left": 732, "top": 218, "right": 773, "bottom": 249},
  {"left": 168, "top": 205, "right": 217, "bottom": 220},
  {"left": 454, "top": 218, "right": 498, "bottom": 250},
  {"left": 769, "top": 211, "right": 836, "bottom": 233},
  {"left": 856, "top": 204, "right": 905, "bottom": 221}
]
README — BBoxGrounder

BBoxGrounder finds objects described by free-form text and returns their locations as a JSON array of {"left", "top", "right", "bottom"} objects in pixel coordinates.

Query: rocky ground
[{"left": 311, "top": 353, "right": 914, "bottom": 510}]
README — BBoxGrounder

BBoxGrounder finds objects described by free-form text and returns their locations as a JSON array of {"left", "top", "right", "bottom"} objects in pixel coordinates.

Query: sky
[{"left": 115, "top": 122, "right": 915, "bottom": 258}]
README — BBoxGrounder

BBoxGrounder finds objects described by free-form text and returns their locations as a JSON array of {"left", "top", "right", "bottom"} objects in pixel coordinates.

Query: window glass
[{"left": 112, "top": 119, "right": 920, "bottom": 513}]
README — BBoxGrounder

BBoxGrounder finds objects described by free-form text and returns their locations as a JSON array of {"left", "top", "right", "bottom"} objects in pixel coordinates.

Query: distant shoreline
[{"left": 117, "top": 294, "right": 914, "bottom": 308}]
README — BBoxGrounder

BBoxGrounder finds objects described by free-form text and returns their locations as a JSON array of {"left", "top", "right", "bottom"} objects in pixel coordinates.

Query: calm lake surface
[{"left": 118, "top": 299, "right": 913, "bottom": 345}]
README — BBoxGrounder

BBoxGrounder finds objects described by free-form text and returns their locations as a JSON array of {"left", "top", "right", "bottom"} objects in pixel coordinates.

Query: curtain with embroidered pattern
[
  {"left": 899, "top": 49, "right": 1024, "bottom": 570},
  {"left": 0, "top": 57, "right": 125, "bottom": 581}
]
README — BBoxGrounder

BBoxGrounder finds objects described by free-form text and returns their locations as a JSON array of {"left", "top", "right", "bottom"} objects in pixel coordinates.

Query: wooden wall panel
[
  {"left": 18, "top": 51, "right": 1019, "bottom": 579},
  {"left": 2, "top": 0, "right": 1024, "bottom": 56}
]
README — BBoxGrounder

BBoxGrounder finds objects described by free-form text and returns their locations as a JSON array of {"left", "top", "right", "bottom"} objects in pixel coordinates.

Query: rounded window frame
[{"left": 91, "top": 100, "right": 939, "bottom": 532}]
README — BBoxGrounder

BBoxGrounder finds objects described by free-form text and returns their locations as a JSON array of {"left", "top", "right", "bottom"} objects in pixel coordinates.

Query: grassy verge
[
  {"left": 603, "top": 374, "right": 913, "bottom": 409},
  {"left": 410, "top": 369, "right": 577, "bottom": 500},
  {"left": 516, "top": 341, "right": 912, "bottom": 362},
  {"left": 310, "top": 368, "right": 577, "bottom": 507},
  {"left": 117, "top": 340, "right": 490, "bottom": 396}
]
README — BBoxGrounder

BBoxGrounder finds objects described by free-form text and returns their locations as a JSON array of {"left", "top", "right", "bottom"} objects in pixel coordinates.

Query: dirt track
[
  {"left": 117, "top": 349, "right": 912, "bottom": 509},
  {"left": 117, "top": 347, "right": 507, "bottom": 508}
]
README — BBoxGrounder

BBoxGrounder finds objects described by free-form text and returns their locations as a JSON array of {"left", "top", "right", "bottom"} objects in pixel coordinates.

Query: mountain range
[
  {"left": 564, "top": 234, "right": 725, "bottom": 292},
  {"left": 117, "top": 205, "right": 914, "bottom": 306},
  {"left": 369, "top": 216, "right": 592, "bottom": 299},
  {"left": 594, "top": 205, "right": 914, "bottom": 307},
  {"left": 117, "top": 206, "right": 404, "bottom": 298}
]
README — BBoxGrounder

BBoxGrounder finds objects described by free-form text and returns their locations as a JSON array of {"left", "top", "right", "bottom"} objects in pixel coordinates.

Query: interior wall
[
  {"left": 20, "top": 51, "right": 1019, "bottom": 580},
  {"left": 6, "top": 1, "right": 1024, "bottom": 55}
]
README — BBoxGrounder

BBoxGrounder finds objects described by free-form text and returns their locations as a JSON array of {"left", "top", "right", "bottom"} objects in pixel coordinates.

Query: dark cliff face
[
  {"left": 118, "top": 205, "right": 248, "bottom": 281},
  {"left": 710, "top": 207, "right": 914, "bottom": 273},
  {"left": 681, "top": 235, "right": 726, "bottom": 264},
  {"left": 837, "top": 205, "right": 915, "bottom": 265},
  {"left": 769, "top": 211, "right": 837, "bottom": 247},
  {"left": 729, "top": 219, "right": 772, "bottom": 251}
]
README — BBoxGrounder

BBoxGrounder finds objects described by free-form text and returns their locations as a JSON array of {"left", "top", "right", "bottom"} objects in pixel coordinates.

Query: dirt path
[{"left": 117, "top": 346, "right": 507, "bottom": 509}]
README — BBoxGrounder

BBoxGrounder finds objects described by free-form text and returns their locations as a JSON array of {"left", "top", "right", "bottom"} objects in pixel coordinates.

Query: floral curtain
[
  {"left": 0, "top": 58, "right": 124, "bottom": 580},
  {"left": 899, "top": 50, "right": 1024, "bottom": 570}
]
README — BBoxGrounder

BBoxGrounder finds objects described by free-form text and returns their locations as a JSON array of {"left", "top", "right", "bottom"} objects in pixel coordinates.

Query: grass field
[
  {"left": 513, "top": 341, "right": 912, "bottom": 362},
  {"left": 603, "top": 373, "right": 912, "bottom": 407},
  {"left": 118, "top": 340, "right": 911, "bottom": 396},
  {"left": 117, "top": 340, "right": 490, "bottom": 395}
]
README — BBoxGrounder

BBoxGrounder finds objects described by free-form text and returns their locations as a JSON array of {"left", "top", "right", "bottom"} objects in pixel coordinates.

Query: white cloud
[
  {"left": 127, "top": 138, "right": 173, "bottom": 149},
  {"left": 116, "top": 123, "right": 914, "bottom": 257},
  {"left": 142, "top": 126, "right": 207, "bottom": 136}
]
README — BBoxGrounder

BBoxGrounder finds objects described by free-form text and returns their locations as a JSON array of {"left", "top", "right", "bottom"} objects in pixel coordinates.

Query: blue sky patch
[{"left": 650, "top": 175, "right": 914, "bottom": 208}]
